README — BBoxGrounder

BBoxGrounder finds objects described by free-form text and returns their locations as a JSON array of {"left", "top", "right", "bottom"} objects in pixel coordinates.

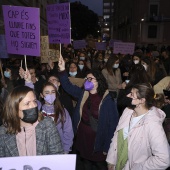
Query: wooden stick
[
  {"left": 24, "top": 55, "right": 27, "bottom": 70},
  {"left": 21, "top": 60, "right": 23, "bottom": 68},
  {"left": 0, "top": 59, "right": 4, "bottom": 79}
]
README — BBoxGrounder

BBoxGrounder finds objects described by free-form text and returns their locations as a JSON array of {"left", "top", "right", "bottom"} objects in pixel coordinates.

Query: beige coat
[
  {"left": 102, "top": 68, "right": 122, "bottom": 93},
  {"left": 106, "top": 107, "right": 170, "bottom": 170},
  {"left": 153, "top": 76, "right": 170, "bottom": 94}
]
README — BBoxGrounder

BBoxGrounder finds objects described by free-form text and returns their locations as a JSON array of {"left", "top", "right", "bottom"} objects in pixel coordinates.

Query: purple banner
[
  {"left": 113, "top": 42, "right": 135, "bottom": 55},
  {"left": 46, "top": 3, "right": 71, "bottom": 44},
  {"left": 73, "top": 40, "right": 87, "bottom": 49},
  {"left": 95, "top": 42, "right": 106, "bottom": 51},
  {"left": 2, "top": 5, "right": 40, "bottom": 56},
  {"left": 0, "top": 35, "right": 9, "bottom": 58}
]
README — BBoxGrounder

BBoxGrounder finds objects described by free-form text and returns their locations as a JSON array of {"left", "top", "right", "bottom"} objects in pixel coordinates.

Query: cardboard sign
[
  {"left": 113, "top": 42, "right": 135, "bottom": 55},
  {"left": 2, "top": 5, "right": 40, "bottom": 56},
  {"left": 73, "top": 40, "right": 87, "bottom": 49},
  {"left": 46, "top": 3, "right": 71, "bottom": 44},
  {"left": 40, "top": 36, "right": 59, "bottom": 63},
  {"left": 0, "top": 155, "right": 76, "bottom": 170},
  {"left": 0, "top": 35, "right": 9, "bottom": 58},
  {"left": 95, "top": 42, "right": 106, "bottom": 50}
]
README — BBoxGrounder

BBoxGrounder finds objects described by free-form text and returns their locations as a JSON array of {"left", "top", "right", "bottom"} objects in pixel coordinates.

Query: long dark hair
[
  {"left": 42, "top": 82, "right": 65, "bottom": 127},
  {"left": 105, "top": 54, "right": 119, "bottom": 75},
  {"left": 86, "top": 69, "right": 108, "bottom": 96},
  {"left": 2, "top": 86, "right": 35, "bottom": 134}
]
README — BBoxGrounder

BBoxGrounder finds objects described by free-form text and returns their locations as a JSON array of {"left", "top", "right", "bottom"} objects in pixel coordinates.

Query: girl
[{"left": 41, "top": 82, "right": 74, "bottom": 154}]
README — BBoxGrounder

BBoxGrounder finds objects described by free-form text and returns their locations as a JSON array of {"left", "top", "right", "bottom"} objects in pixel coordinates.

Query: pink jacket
[{"left": 106, "top": 107, "right": 170, "bottom": 170}]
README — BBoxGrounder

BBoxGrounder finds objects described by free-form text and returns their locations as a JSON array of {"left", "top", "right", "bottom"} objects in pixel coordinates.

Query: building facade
[
  {"left": 112, "top": 0, "right": 170, "bottom": 46},
  {"left": 102, "top": 0, "right": 114, "bottom": 40}
]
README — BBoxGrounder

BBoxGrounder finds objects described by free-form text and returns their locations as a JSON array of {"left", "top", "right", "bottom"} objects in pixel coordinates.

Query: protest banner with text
[
  {"left": 46, "top": 3, "right": 71, "bottom": 44},
  {"left": 73, "top": 40, "right": 87, "bottom": 49},
  {"left": 2, "top": 5, "right": 40, "bottom": 56},
  {"left": 113, "top": 42, "right": 135, "bottom": 55},
  {"left": 40, "top": 36, "right": 59, "bottom": 63},
  {"left": 0, "top": 155, "right": 76, "bottom": 170}
]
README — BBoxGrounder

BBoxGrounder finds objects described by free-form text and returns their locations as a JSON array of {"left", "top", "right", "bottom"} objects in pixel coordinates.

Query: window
[
  {"left": 104, "top": 9, "right": 110, "bottom": 13},
  {"left": 150, "top": 4, "right": 158, "bottom": 16},
  {"left": 104, "top": 3, "right": 110, "bottom": 7},
  {"left": 148, "top": 25, "right": 157, "bottom": 38}
]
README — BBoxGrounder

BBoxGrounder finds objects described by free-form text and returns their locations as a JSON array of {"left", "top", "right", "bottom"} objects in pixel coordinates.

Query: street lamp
[{"left": 139, "top": 18, "right": 144, "bottom": 43}]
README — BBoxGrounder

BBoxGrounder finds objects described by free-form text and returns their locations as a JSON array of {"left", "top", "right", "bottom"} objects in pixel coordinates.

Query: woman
[
  {"left": 0, "top": 85, "right": 63, "bottom": 157},
  {"left": 107, "top": 83, "right": 170, "bottom": 170},
  {"left": 117, "top": 64, "right": 150, "bottom": 116},
  {"left": 141, "top": 56, "right": 166, "bottom": 86},
  {"left": 58, "top": 55, "right": 119, "bottom": 170},
  {"left": 41, "top": 82, "right": 74, "bottom": 153},
  {"left": 102, "top": 54, "right": 123, "bottom": 99}
]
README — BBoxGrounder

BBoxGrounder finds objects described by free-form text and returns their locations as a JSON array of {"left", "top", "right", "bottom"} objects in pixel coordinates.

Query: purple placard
[
  {"left": 0, "top": 35, "right": 9, "bottom": 58},
  {"left": 2, "top": 5, "right": 40, "bottom": 56},
  {"left": 109, "top": 39, "right": 122, "bottom": 47},
  {"left": 46, "top": 3, "right": 71, "bottom": 44},
  {"left": 73, "top": 40, "right": 87, "bottom": 49},
  {"left": 113, "top": 42, "right": 135, "bottom": 55},
  {"left": 95, "top": 42, "right": 106, "bottom": 51}
]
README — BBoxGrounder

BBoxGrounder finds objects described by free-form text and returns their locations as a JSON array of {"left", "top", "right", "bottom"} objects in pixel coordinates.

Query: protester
[
  {"left": 58, "top": 55, "right": 119, "bottom": 170},
  {"left": 48, "top": 74, "right": 74, "bottom": 117},
  {"left": 40, "top": 82, "right": 74, "bottom": 153},
  {"left": 106, "top": 83, "right": 170, "bottom": 170},
  {"left": 102, "top": 54, "right": 123, "bottom": 99},
  {"left": 0, "top": 85, "right": 63, "bottom": 157}
]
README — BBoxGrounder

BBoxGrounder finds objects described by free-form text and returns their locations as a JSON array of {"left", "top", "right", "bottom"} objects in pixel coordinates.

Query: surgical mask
[
  {"left": 21, "top": 107, "right": 38, "bottom": 124},
  {"left": 84, "top": 80, "right": 94, "bottom": 91},
  {"left": 113, "top": 64, "right": 119, "bottom": 68},
  {"left": 4, "top": 71, "right": 11, "bottom": 78},
  {"left": 125, "top": 80, "right": 130, "bottom": 84},
  {"left": 80, "top": 57, "right": 85, "bottom": 60},
  {"left": 104, "top": 59, "right": 108, "bottom": 63},
  {"left": 133, "top": 60, "right": 139, "bottom": 64},
  {"left": 78, "top": 65, "right": 84, "bottom": 70},
  {"left": 69, "top": 71, "right": 77, "bottom": 77},
  {"left": 44, "top": 94, "right": 56, "bottom": 104},
  {"left": 142, "top": 64, "right": 148, "bottom": 71}
]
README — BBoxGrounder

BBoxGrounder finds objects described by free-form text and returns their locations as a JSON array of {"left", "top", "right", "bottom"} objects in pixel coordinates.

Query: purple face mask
[
  {"left": 84, "top": 80, "right": 94, "bottom": 91},
  {"left": 44, "top": 94, "right": 56, "bottom": 104}
]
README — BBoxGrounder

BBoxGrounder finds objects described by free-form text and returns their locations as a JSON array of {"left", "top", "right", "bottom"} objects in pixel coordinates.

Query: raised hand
[
  {"left": 19, "top": 67, "right": 25, "bottom": 79},
  {"left": 58, "top": 54, "right": 65, "bottom": 71}
]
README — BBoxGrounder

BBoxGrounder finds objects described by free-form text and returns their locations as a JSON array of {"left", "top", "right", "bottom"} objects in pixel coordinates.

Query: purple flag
[
  {"left": 46, "top": 3, "right": 71, "bottom": 44},
  {"left": 0, "top": 35, "right": 9, "bottom": 58},
  {"left": 2, "top": 5, "right": 40, "bottom": 56}
]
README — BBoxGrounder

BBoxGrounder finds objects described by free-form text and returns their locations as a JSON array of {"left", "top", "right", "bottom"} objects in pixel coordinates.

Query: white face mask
[
  {"left": 78, "top": 65, "right": 84, "bottom": 70},
  {"left": 134, "top": 60, "right": 139, "bottom": 64},
  {"left": 142, "top": 64, "right": 148, "bottom": 71},
  {"left": 80, "top": 57, "right": 85, "bottom": 60},
  {"left": 104, "top": 59, "right": 108, "bottom": 63},
  {"left": 69, "top": 71, "right": 77, "bottom": 77},
  {"left": 113, "top": 64, "right": 119, "bottom": 69}
]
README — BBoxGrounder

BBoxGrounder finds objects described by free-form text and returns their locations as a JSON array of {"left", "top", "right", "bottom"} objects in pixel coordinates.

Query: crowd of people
[{"left": 0, "top": 44, "right": 170, "bottom": 170}]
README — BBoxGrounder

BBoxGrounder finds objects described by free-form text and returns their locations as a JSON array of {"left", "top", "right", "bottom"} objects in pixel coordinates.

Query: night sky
[{"left": 69, "top": 0, "right": 103, "bottom": 16}]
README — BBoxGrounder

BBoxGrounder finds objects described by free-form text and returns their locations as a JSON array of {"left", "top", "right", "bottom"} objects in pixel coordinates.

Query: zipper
[{"left": 23, "top": 127, "right": 27, "bottom": 156}]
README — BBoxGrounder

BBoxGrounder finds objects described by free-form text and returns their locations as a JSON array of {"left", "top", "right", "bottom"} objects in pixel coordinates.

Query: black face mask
[{"left": 21, "top": 107, "right": 38, "bottom": 124}]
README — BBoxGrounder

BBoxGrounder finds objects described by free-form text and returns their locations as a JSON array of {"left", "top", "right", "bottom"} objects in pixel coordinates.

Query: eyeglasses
[{"left": 85, "top": 77, "right": 96, "bottom": 81}]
